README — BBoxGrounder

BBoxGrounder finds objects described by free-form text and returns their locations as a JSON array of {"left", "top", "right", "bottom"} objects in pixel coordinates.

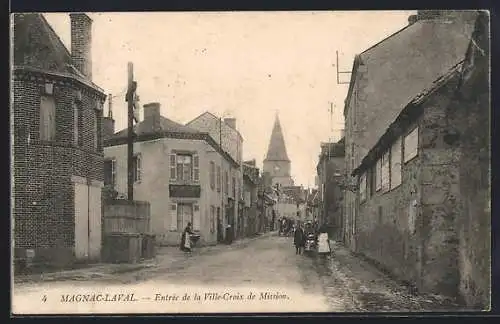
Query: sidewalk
[
  {"left": 13, "top": 231, "right": 277, "bottom": 284},
  {"left": 325, "top": 240, "right": 462, "bottom": 311}
]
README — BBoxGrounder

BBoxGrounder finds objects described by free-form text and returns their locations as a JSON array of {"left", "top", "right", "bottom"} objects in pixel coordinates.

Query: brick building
[
  {"left": 316, "top": 138, "right": 345, "bottom": 241},
  {"left": 104, "top": 104, "right": 241, "bottom": 246},
  {"left": 346, "top": 11, "right": 490, "bottom": 308},
  {"left": 12, "top": 13, "right": 107, "bottom": 268}
]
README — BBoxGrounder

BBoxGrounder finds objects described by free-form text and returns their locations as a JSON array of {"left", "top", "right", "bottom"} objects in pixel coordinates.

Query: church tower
[{"left": 263, "top": 114, "right": 294, "bottom": 187}]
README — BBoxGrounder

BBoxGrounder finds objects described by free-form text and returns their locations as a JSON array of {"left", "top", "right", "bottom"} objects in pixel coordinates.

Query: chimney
[
  {"left": 224, "top": 118, "right": 236, "bottom": 129},
  {"left": 143, "top": 102, "right": 161, "bottom": 132},
  {"left": 70, "top": 13, "right": 93, "bottom": 80}
]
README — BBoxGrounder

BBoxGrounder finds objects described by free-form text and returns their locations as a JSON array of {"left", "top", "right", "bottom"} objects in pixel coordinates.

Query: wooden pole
[{"left": 127, "top": 62, "right": 134, "bottom": 201}]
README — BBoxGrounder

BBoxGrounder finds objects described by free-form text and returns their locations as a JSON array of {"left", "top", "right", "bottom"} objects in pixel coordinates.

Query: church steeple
[{"left": 264, "top": 113, "right": 290, "bottom": 162}]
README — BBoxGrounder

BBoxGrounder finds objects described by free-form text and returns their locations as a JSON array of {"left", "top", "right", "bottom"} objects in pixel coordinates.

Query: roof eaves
[{"left": 352, "top": 61, "right": 464, "bottom": 177}]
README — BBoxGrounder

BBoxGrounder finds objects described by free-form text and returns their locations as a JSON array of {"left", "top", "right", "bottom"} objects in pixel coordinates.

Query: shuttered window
[
  {"left": 216, "top": 166, "right": 221, "bottom": 192},
  {"left": 390, "top": 137, "right": 402, "bottom": 189},
  {"left": 210, "top": 161, "right": 215, "bottom": 190},
  {"left": 193, "top": 154, "right": 200, "bottom": 182},
  {"left": 170, "top": 203, "right": 177, "bottom": 231},
  {"left": 40, "top": 95, "right": 56, "bottom": 141},
  {"left": 381, "top": 150, "right": 390, "bottom": 193},
  {"left": 133, "top": 154, "right": 142, "bottom": 182},
  {"left": 376, "top": 158, "right": 382, "bottom": 191},
  {"left": 170, "top": 154, "right": 176, "bottom": 179},
  {"left": 360, "top": 173, "right": 367, "bottom": 203},
  {"left": 404, "top": 127, "right": 419, "bottom": 163}
]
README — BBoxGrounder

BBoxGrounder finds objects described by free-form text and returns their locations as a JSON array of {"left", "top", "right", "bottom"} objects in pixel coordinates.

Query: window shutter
[
  {"left": 170, "top": 203, "right": 177, "bottom": 231},
  {"left": 193, "top": 204, "right": 201, "bottom": 231},
  {"left": 137, "top": 154, "right": 142, "bottom": 181},
  {"left": 193, "top": 154, "right": 199, "bottom": 182},
  {"left": 170, "top": 154, "right": 177, "bottom": 180}
]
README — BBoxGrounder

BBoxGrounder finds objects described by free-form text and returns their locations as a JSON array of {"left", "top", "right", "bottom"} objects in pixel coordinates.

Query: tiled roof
[
  {"left": 111, "top": 115, "right": 200, "bottom": 140},
  {"left": 264, "top": 114, "right": 290, "bottom": 162},
  {"left": 345, "top": 11, "right": 478, "bottom": 155},
  {"left": 12, "top": 13, "right": 104, "bottom": 92}
]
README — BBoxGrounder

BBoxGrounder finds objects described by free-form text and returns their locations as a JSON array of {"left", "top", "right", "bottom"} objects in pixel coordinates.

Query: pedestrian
[
  {"left": 317, "top": 224, "right": 331, "bottom": 259},
  {"left": 294, "top": 222, "right": 305, "bottom": 255},
  {"left": 180, "top": 222, "right": 194, "bottom": 253}
]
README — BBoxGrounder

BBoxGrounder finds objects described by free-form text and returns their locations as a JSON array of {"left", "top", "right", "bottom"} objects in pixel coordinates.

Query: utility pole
[{"left": 125, "top": 62, "right": 137, "bottom": 201}]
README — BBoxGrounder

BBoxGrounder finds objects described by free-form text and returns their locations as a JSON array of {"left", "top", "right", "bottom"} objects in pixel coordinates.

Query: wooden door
[
  {"left": 74, "top": 182, "right": 89, "bottom": 260},
  {"left": 88, "top": 184, "right": 102, "bottom": 261}
]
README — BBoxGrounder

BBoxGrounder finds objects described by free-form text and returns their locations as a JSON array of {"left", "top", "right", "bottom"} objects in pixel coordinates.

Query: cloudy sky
[{"left": 44, "top": 11, "right": 413, "bottom": 187}]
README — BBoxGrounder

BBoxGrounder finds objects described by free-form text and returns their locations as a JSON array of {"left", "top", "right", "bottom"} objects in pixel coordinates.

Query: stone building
[
  {"left": 346, "top": 11, "right": 490, "bottom": 308},
  {"left": 103, "top": 103, "right": 240, "bottom": 246},
  {"left": 242, "top": 160, "right": 260, "bottom": 237},
  {"left": 186, "top": 112, "right": 244, "bottom": 241},
  {"left": 12, "top": 13, "right": 107, "bottom": 268},
  {"left": 316, "top": 138, "right": 345, "bottom": 241}
]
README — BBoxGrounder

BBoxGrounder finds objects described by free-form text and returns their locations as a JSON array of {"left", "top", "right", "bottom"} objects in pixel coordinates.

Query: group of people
[
  {"left": 293, "top": 221, "right": 331, "bottom": 257},
  {"left": 278, "top": 217, "right": 294, "bottom": 236}
]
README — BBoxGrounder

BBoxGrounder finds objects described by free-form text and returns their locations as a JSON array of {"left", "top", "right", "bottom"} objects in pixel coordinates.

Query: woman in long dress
[
  {"left": 180, "top": 222, "right": 194, "bottom": 253},
  {"left": 316, "top": 224, "right": 331, "bottom": 259}
]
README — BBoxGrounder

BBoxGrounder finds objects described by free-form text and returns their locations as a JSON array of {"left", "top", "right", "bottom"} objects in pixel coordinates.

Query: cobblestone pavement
[{"left": 12, "top": 233, "right": 462, "bottom": 314}]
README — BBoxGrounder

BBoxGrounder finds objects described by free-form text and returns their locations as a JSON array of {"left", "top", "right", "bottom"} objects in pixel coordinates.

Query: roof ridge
[{"left": 39, "top": 14, "right": 72, "bottom": 59}]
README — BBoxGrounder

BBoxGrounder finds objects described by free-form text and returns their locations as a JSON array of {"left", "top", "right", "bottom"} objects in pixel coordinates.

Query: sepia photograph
[{"left": 10, "top": 10, "right": 491, "bottom": 314}]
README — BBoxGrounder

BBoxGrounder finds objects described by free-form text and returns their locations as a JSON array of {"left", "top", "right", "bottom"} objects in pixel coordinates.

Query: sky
[{"left": 44, "top": 11, "right": 414, "bottom": 188}]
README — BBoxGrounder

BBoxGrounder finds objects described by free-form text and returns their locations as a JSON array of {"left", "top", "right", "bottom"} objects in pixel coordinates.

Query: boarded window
[
  {"left": 404, "top": 127, "right": 419, "bottom": 163},
  {"left": 391, "top": 137, "right": 402, "bottom": 189},
  {"left": 73, "top": 102, "right": 79, "bottom": 145},
  {"left": 93, "top": 110, "right": 99, "bottom": 149},
  {"left": 360, "top": 173, "right": 367, "bottom": 202},
  {"left": 381, "top": 150, "right": 390, "bottom": 193},
  {"left": 40, "top": 95, "right": 56, "bottom": 141}
]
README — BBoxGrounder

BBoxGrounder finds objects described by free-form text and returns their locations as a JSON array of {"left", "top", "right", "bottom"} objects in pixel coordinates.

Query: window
[
  {"left": 350, "top": 143, "right": 355, "bottom": 169},
  {"left": 40, "top": 95, "right": 56, "bottom": 141},
  {"left": 369, "top": 166, "right": 376, "bottom": 197},
  {"left": 381, "top": 150, "right": 390, "bottom": 193},
  {"left": 360, "top": 173, "right": 367, "bottom": 202},
  {"left": 210, "top": 206, "right": 216, "bottom": 233},
  {"left": 104, "top": 159, "right": 116, "bottom": 187},
  {"left": 73, "top": 102, "right": 79, "bottom": 145},
  {"left": 169, "top": 153, "right": 199, "bottom": 182},
  {"left": 174, "top": 203, "right": 193, "bottom": 232},
  {"left": 232, "top": 176, "right": 236, "bottom": 198},
  {"left": 225, "top": 171, "right": 229, "bottom": 195},
  {"left": 390, "top": 137, "right": 402, "bottom": 189},
  {"left": 376, "top": 158, "right": 382, "bottom": 191},
  {"left": 404, "top": 127, "right": 419, "bottom": 163},
  {"left": 210, "top": 161, "right": 216, "bottom": 190},
  {"left": 132, "top": 154, "right": 142, "bottom": 182},
  {"left": 216, "top": 166, "right": 221, "bottom": 192},
  {"left": 193, "top": 204, "right": 200, "bottom": 231}
]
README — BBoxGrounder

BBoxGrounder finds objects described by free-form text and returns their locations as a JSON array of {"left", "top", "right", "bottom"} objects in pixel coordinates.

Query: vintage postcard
[{"left": 11, "top": 10, "right": 491, "bottom": 315}]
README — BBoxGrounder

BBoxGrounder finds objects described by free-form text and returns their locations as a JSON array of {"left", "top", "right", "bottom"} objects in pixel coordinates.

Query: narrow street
[{"left": 13, "top": 233, "right": 459, "bottom": 314}]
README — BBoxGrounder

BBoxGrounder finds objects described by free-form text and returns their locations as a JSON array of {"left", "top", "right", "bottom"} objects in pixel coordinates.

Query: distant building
[
  {"left": 263, "top": 114, "right": 294, "bottom": 187},
  {"left": 103, "top": 103, "right": 240, "bottom": 246},
  {"left": 242, "top": 160, "right": 260, "bottom": 237},
  {"left": 12, "top": 13, "right": 107, "bottom": 268},
  {"left": 316, "top": 138, "right": 345, "bottom": 241},
  {"left": 345, "top": 11, "right": 490, "bottom": 308}
]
